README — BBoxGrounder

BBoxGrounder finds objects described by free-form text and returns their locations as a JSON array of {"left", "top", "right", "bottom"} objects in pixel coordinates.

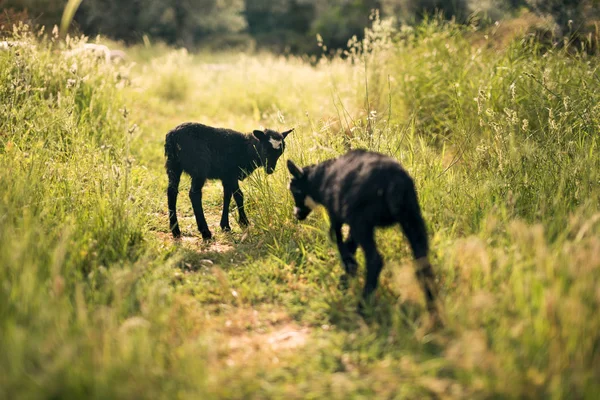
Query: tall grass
[
  {"left": 1, "top": 15, "right": 599, "bottom": 399},
  {"left": 230, "top": 16, "right": 600, "bottom": 398},
  {"left": 0, "top": 29, "right": 202, "bottom": 399}
]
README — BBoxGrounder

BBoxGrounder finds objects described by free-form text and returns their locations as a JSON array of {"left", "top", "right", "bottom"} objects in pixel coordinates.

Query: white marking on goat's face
[
  {"left": 269, "top": 138, "right": 282, "bottom": 149},
  {"left": 304, "top": 196, "right": 318, "bottom": 210}
]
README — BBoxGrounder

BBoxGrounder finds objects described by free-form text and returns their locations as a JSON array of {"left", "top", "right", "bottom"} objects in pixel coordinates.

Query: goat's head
[
  {"left": 253, "top": 128, "right": 293, "bottom": 174},
  {"left": 287, "top": 160, "right": 317, "bottom": 220}
]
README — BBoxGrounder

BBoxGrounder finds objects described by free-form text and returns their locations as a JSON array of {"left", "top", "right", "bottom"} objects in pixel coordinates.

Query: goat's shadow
[
  {"left": 160, "top": 226, "right": 448, "bottom": 355},
  {"left": 166, "top": 228, "right": 271, "bottom": 273},
  {"left": 322, "top": 278, "right": 448, "bottom": 353}
]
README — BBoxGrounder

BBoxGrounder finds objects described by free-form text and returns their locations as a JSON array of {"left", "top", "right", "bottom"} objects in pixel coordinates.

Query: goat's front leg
[
  {"left": 189, "top": 177, "right": 212, "bottom": 240},
  {"left": 232, "top": 181, "right": 249, "bottom": 227},
  {"left": 220, "top": 181, "right": 234, "bottom": 231},
  {"left": 353, "top": 226, "right": 383, "bottom": 312},
  {"left": 331, "top": 221, "right": 358, "bottom": 289}
]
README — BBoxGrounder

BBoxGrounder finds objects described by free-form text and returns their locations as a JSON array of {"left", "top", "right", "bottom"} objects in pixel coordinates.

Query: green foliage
[
  {"left": 525, "top": 0, "right": 600, "bottom": 55},
  {"left": 2, "top": 0, "right": 66, "bottom": 28},
  {"left": 1, "top": 15, "right": 600, "bottom": 399},
  {"left": 245, "top": 0, "right": 316, "bottom": 53},
  {"left": 76, "top": 0, "right": 246, "bottom": 46},
  {"left": 0, "top": 28, "right": 158, "bottom": 399},
  {"left": 526, "top": 0, "right": 600, "bottom": 32},
  {"left": 5, "top": 0, "right": 581, "bottom": 56},
  {"left": 310, "top": 0, "right": 381, "bottom": 51},
  {"left": 145, "top": 49, "right": 193, "bottom": 102},
  {"left": 381, "top": 0, "right": 469, "bottom": 23}
]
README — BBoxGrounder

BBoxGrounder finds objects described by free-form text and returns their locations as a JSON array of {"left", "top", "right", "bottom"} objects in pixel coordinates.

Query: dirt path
[{"left": 154, "top": 183, "right": 313, "bottom": 369}]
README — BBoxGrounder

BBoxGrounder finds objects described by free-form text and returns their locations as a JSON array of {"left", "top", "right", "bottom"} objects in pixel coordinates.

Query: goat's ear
[
  {"left": 282, "top": 128, "right": 294, "bottom": 139},
  {"left": 287, "top": 160, "right": 304, "bottom": 179},
  {"left": 253, "top": 130, "right": 267, "bottom": 141}
]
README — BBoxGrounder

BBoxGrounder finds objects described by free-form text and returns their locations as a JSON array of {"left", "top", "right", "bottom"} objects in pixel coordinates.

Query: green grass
[{"left": 1, "top": 17, "right": 600, "bottom": 399}]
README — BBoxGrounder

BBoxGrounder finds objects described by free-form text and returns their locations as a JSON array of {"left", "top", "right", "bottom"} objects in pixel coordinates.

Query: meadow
[{"left": 1, "top": 16, "right": 599, "bottom": 399}]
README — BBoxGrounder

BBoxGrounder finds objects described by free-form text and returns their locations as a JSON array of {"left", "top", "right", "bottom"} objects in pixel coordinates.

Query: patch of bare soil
[
  {"left": 226, "top": 324, "right": 309, "bottom": 366},
  {"left": 155, "top": 231, "right": 235, "bottom": 253},
  {"left": 212, "top": 308, "right": 310, "bottom": 367},
  {"left": 155, "top": 214, "right": 309, "bottom": 366}
]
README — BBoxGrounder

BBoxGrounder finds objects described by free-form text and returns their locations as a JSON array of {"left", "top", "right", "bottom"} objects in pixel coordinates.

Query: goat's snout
[{"left": 294, "top": 207, "right": 310, "bottom": 220}]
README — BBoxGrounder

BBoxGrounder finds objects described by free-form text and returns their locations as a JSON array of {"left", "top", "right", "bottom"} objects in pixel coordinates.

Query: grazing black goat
[
  {"left": 165, "top": 123, "right": 293, "bottom": 239},
  {"left": 287, "top": 150, "right": 439, "bottom": 318}
]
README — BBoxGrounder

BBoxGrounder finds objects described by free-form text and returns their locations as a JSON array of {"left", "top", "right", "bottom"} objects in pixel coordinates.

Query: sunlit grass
[{"left": 1, "top": 15, "right": 599, "bottom": 399}]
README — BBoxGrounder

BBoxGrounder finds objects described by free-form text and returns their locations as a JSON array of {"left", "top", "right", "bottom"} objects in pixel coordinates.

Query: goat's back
[
  {"left": 316, "top": 150, "right": 415, "bottom": 225},
  {"left": 165, "top": 123, "right": 251, "bottom": 179}
]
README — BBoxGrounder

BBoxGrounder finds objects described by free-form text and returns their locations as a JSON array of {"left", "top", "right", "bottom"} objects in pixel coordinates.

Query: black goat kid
[
  {"left": 287, "top": 150, "right": 439, "bottom": 318},
  {"left": 165, "top": 123, "right": 293, "bottom": 239}
]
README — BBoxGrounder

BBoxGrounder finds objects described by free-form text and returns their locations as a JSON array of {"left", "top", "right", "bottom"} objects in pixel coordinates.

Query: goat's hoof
[
  {"left": 429, "top": 314, "right": 444, "bottom": 330},
  {"left": 338, "top": 274, "right": 350, "bottom": 290},
  {"left": 239, "top": 217, "right": 249, "bottom": 227},
  {"left": 343, "top": 258, "right": 358, "bottom": 275},
  {"left": 427, "top": 307, "right": 444, "bottom": 330},
  {"left": 171, "top": 228, "right": 182, "bottom": 239},
  {"left": 220, "top": 224, "right": 231, "bottom": 232},
  {"left": 201, "top": 230, "right": 213, "bottom": 241},
  {"left": 357, "top": 295, "right": 376, "bottom": 318},
  {"left": 356, "top": 302, "right": 366, "bottom": 317}
]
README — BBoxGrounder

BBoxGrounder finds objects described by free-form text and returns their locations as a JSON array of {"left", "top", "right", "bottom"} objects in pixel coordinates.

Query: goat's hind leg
[
  {"left": 398, "top": 191, "right": 440, "bottom": 322},
  {"left": 189, "top": 176, "right": 212, "bottom": 240},
  {"left": 167, "top": 162, "right": 183, "bottom": 238}
]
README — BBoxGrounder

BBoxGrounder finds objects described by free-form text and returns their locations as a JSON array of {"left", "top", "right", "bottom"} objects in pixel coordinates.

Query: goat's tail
[
  {"left": 164, "top": 131, "right": 180, "bottom": 171},
  {"left": 390, "top": 176, "right": 441, "bottom": 321}
]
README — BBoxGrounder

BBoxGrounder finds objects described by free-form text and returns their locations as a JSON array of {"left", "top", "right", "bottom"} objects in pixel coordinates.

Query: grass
[{"left": 1, "top": 16, "right": 599, "bottom": 399}]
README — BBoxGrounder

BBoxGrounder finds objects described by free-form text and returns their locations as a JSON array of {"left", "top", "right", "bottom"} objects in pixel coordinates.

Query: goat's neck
[
  {"left": 244, "top": 135, "right": 263, "bottom": 171},
  {"left": 304, "top": 164, "right": 329, "bottom": 203}
]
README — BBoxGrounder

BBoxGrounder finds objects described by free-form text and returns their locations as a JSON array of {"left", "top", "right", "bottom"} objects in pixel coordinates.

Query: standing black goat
[
  {"left": 165, "top": 122, "right": 293, "bottom": 239},
  {"left": 287, "top": 150, "right": 439, "bottom": 318}
]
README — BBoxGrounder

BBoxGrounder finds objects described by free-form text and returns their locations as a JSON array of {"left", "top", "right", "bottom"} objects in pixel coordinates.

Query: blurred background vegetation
[
  {"left": 2, "top": 0, "right": 600, "bottom": 398},
  {"left": 1, "top": 0, "right": 599, "bottom": 54}
]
